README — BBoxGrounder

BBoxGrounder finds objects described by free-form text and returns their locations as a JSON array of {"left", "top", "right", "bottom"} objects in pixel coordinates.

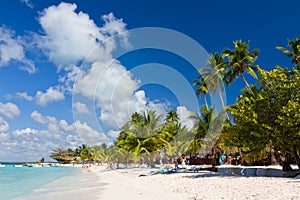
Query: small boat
[
  {"left": 32, "top": 164, "right": 42, "bottom": 168},
  {"left": 28, "top": 164, "right": 42, "bottom": 167},
  {"left": 0, "top": 164, "right": 5, "bottom": 168},
  {"left": 14, "top": 165, "right": 23, "bottom": 168}
]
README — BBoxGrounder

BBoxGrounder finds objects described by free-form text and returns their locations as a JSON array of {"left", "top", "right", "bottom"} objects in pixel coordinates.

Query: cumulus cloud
[
  {"left": 73, "top": 102, "right": 90, "bottom": 114},
  {"left": 13, "top": 127, "right": 38, "bottom": 136},
  {"left": 0, "top": 102, "right": 21, "bottom": 119},
  {"left": 0, "top": 111, "right": 108, "bottom": 161},
  {"left": 0, "top": 26, "right": 36, "bottom": 73},
  {"left": 74, "top": 120, "right": 107, "bottom": 145},
  {"left": 74, "top": 60, "right": 144, "bottom": 127},
  {"left": 31, "top": 111, "right": 107, "bottom": 144},
  {"left": 15, "top": 86, "right": 65, "bottom": 106},
  {"left": 38, "top": 2, "right": 108, "bottom": 66},
  {"left": 35, "top": 86, "right": 65, "bottom": 106},
  {"left": 35, "top": 2, "right": 170, "bottom": 133},
  {"left": 100, "top": 13, "right": 130, "bottom": 48},
  {"left": 0, "top": 117, "right": 9, "bottom": 133},
  {"left": 31, "top": 110, "right": 47, "bottom": 124},
  {"left": 16, "top": 92, "right": 34, "bottom": 101},
  {"left": 9, "top": 2, "right": 181, "bottom": 145},
  {"left": 176, "top": 106, "right": 196, "bottom": 130}
]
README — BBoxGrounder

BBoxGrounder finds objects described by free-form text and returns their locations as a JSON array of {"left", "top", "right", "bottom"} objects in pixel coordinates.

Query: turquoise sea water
[{"left": 0, "top": 164, "right": 79, "bottom": 200}]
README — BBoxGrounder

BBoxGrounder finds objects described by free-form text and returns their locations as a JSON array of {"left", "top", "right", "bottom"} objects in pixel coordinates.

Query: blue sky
[{"left": 0, "top": 0, "right": 299, "bottom": 162}]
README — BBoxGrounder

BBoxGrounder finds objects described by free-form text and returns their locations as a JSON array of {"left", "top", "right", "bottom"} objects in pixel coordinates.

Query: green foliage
[
  {"left": 193, "top": 75, "right": 209, "bottom": 108},
  {"left": 228, "top": 66, "right": 300, "bottom": 169},
  {"left": 221, "top": 40, "right": 259, "bottom": 95},
  {"left": 50, "top": 148, "right": 74, "bottom": 163},
  {"left": 115, "top": 110, "right": 175, "bottom": 156},
  {"left": 276, "top": 37, "right": 300, "bottom": 68}
]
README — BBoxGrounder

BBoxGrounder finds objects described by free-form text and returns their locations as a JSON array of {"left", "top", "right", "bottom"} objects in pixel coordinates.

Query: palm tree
[
  {"left": 192, "top": 106, "right": 228, "bottom": 168},
  {"left": 190, "top": 106, "right": 217, "bottom": 153},
  {"left": 193, "top": 75, "right": 209, "bottom": 109},
  {"left": 115, "top": 110, "right": 164, "bottom": 154},
  {"left": 79, "top": 144, "right": 93, "bottom": 162},
  {"left": 165, "top": 109, "right": 180, "bottom": 125},
  {"left": 131, "top": 112, "right": 143, "bottom": 124},
  {"left": 199, "top": 52, "right": 230, "bottom": 122},
  {"left": 166, "top": 125, "right": 194, "bottom": 160},
  {"left": 89, "top": 145, "right": 106, "bottom": 162},
  {"left": 276, "top": 37, "right": 300, "bottom": 69},
  {"left": 222, "top": 40, "right": 259, "bottom": 93}
]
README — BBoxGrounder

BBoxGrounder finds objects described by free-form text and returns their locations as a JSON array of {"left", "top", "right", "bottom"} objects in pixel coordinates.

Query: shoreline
[{"left": 10, "top": 166, "right": 105, "bottom": 200}]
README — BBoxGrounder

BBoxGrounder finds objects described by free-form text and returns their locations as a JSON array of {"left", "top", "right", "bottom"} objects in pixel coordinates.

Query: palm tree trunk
[
  {"left": 217, "top": 87, "right": 231, "bottom": 123},
  {"left": 204, "top": 94, "right": 209, "bottom": 109},
  {"left": 240, "top": 73, "right": 254, "bottom": 95},
  {"left": 292, "top": 145, "right": 300, "bottom": 169}
]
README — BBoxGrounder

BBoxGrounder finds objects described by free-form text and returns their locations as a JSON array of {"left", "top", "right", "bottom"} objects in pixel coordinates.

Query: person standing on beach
[
  {"left": 174, "top": 160, "right": 179, "bottom": 169},
  {"left": 219, "top": 154, "right": 225, "bottom": 165},
  {"left": 181, "top": 156, "right": 186, "bottom": 169}
]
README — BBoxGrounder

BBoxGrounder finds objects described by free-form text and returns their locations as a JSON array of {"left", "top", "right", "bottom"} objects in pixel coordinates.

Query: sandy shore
[
  {"left": 11, "top": 165, "right": 300, "bottom": 200},
  {"left": 98, "top": 167, "right": 300, "bottom": 200}
]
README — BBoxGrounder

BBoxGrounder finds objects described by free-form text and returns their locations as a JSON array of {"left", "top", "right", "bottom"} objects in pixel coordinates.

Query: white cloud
[
  {"left": 0, "top": 111, "right": 108, "bottom": 161},
  {"left": 31, "top": 110, "right": 47, "bottom": 124},
  {"left": 0, "top": 26, "right": 36, "bottom": 73},
  {"left": 73, "top": 102, "right": 90, "bottom": 114},
  {"left": 37, "top": 3, "right": 172, "bottom": 133},
  {"left": 74, "top": 120, "right": 107, "bottom": 145},
  {"left": 20, "top": 0, "right": 34, "bottom": 8},
  {"left": 38, "top": 2, "right": 108, "bottom": 66},
  {"left": 31, "top": 111, "right": 107, "bottom": 145},
  {"left": 100, "top": 13, "right": 130, "bottom": 48},
  {"left": 176, "top": 106, "right": 196, "bottom": 130},
  {"left": 13, "top": 127, "right": 38, "bottom": 136},
  {"left": 74, "top": 60, "right": 154, "bottom": 130},
  {"left": 16, "top": 92, "right": 34, "bottom": 101},
  {"left": 107, "top": 130, "right": 119, "bottom": 139},
  {"left": 58, "top": 64, "right": 80, "bottom": 92},
  {"left": 0, "top": 117, "right": 9, "bottom": 133},
  {"left": 37, "top": 2, "right": 130, "bottom": 67},
  {"left": 15, "top": 86, "right": 65, "bottom": 106},
  {"left": 0, "top": 102, "right": 20, "bottom": 119},
  {"left": 35, "top": 86, "right": 65, "bottom": 106},
  {"left": 35, "top": 2, "right": 153, "bottom": 132}
]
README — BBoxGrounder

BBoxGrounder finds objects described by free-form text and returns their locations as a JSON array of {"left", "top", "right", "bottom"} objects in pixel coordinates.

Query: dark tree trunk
[
  {"left": 238, "top": 148, "right": 243, "bottom": 161},
  {"left": 273, "top": 148, "right": 293, "bottom": 172},
  {"left": 292, "top": 145, "right": 300, "bottom": 169},
  {"left": 211, "top": 148, "right": 217, "bottom": 171}
]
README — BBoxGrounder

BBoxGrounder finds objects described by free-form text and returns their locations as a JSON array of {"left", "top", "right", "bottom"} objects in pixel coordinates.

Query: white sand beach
[
  {"left": 99, "top": 167, "right": 300, "bottom": 200},
  {"left": 11, "top": 165, "right": 300, "bottom": 200}
]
